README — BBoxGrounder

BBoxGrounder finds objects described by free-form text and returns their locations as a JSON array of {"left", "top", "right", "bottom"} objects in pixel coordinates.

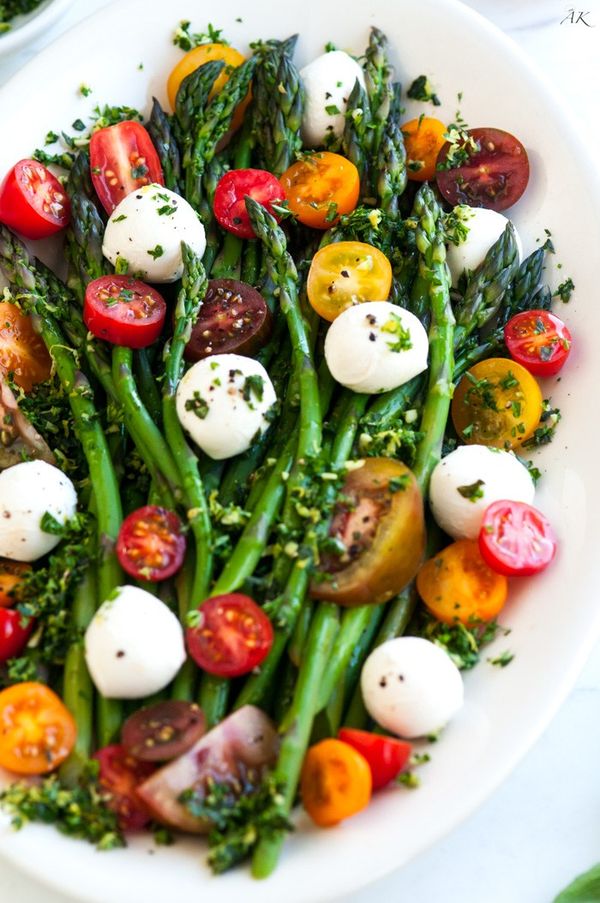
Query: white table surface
[{"left": 1, "top": 2, "right": 599, "bottom": 901}]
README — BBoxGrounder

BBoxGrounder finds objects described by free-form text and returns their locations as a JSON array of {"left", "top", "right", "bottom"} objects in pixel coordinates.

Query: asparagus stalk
[
  {"left": 376, "top": 83, "right": 407, "bottom": 214},
  {"left": 252, "top": 36, "right": 304, "bottom": 177},
  {"left": 147, "top": 96, "right": 182, "bottom": 192}
]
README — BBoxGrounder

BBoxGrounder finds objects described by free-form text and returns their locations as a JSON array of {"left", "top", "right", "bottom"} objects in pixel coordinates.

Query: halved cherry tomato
[
  {"left": 184, "top": 278, "right": 272, "bottom": 361},
  {"left": 84, "top": 275, "right": 167, "bottom": 349},
  {"left": 0, "top": 609, "right": 34, "bottom": 663},
  {"left": 116, "top": 505, "right": 186, "bottom": 582},
  {"left": 417, "top": 538, "right": 508, "bottom": 625},
  {"left": 0, "top": 561, "right": 31, "bottom": 608},
  {"left": 89, "top": 121, "right": 164, "bottom": 215},
  {"left": 95, "top": 744, "right": 155, "bottom": 832},
  {"left": 504, "top": 310, "right": 572, "bottom": 377},
  {"left": 436, "top": 127, "right": 530, "bottom": 212},
  {"left": 213, "top": 169, "right": 285, "bottom": 239},
  {"left": 122, "top": 700, "right": 206, "bottom": 762},
  {"left": 186, "top": 593, "right": 273, "bottom": 678},
  {"left": 479, "top": 500, "right": 557, "bottom": 577},
  {"left": 401, "top": 117, "right": 447, "bottom": 182},
  {"left": 300, "top": 738, "right": 372, "bottom": 827},
  {"left": 167, "top": 43, "right": 251, "bottom": 133},
  {"left": 0, "top": 682, "right": 76, "bottom": 775},
  {"left": 452, "top": 357, "right": 543, "bottom": 450},
  {"left": 310, "top": 458, "right": 425, "bottom": 607},
  {"left": 281, "top": 152, "right": 359, "bottom": 229},
  {"left": 306, "top": 241, "right": 392, "bottom": 321},
  {"left": 0, "top": 159, "right": 70, "bottom": 240},
  {"left": 0, "top": 302, "right": 52, "bottom": 392},
  {"left": 338, "top": 728, "right": 412, "bottom": 791}
]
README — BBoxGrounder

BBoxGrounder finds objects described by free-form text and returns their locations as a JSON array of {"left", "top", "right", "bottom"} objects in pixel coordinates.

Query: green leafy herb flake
[
  {"left": 554, "top": 276, "right": 575, "bottom": 303},
  {"left": 457, "top": 479, "right": 485, "bottom": 502},
  {"left": 147, "top": 244, "right": 164, "bottom": 260},
  {"left": 407, "top": 74, "right": 441, "bottom": 106},
  {"left": 184, "top": 391, "right": 209, "bottom": 419}
]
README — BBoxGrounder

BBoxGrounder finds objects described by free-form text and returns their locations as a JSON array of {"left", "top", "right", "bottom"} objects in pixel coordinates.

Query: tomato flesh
[
  {"left": 184, "top": 279, "right": 273, "bottom": 361},
  {"left": 186, "top": 593, "right": 274, "bottom": 678},
  {"left": 95, "top": 744, "right": 155, "bottom": 831},
  {"left": 479, "top": 500, "right": 557, "bottom": 577},
  {"left": 122, "top": 700, "right": 206, "bottom": 762},
  {"left": 0, "top": 302, "right": 52, "bottom": 392},
  {"left": 338, "top": 728, "right": 412, "bottom": 791},
  {"left": 504, "top": 310, "right": 572, "bottom": 377},
  {"left": 213, "top": 169, "right": 284, "bottom": 239},
  {"left": 306, "top": 241, "right": 393, "bottom": 321},
  {"left": 90, "top": 121, "right": 164, "bottom": 214},
  {"left": 0, "top": 682, "right": 76, "bottom": 775},
  {"left": 84, "top": 275, "right": 166, "bottom": 349},
  {"left": 0, "top": 608, "right": 34, "bottom": 663},
  {"left": 0, "top": 159, "right": 70, "bottom": 240},
  {"left": 281, "top": 152, "right": 360, "bottom": 229},
  {"left": 116, "top": 505, "right": 186, "bottom": 581},
  {"left": 436, "top": 127, "right": 529, "bottom": 212}
]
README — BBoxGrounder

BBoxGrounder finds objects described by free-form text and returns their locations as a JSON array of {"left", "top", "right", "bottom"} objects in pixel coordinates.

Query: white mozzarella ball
[
  {"left": 300, "top": 50, "right": 365, "bottom": 147},
  {"left": 429, "top": 444, "right": 535, "bottom": 540},
  {"left": 84, "top": 585, "right": 186, "bottom": 699},
  {"left": 324, "top": 301, "right": 429, "bottom": 394},
  {"left": 0, "top": 461, "right": 77, "bottom": 562},
  {"left": 446, "top": 206, "right": 523, "bottom": 286},
  {"left": 176, "top": 353, "right": 277, "bottom": 460},
  {"left": 102, "top": 184, "right": 206, "bottom": 283},
  {"left": 361, "top": 636, "right": 464, "bottom": 738}
]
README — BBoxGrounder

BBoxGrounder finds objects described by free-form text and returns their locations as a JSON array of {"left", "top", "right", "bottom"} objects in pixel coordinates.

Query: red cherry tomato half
[
  {"left": 338, "top": 728, "right": 412, "bottom": 791},
  {"left": 186, "top": 593, "right": 274, "bottom": 678},
  {"left": 95, "top": 744, "right": 156, "bottom": 832},
  {"left": 0, "top": 608, "right": 34, "bottom": 664},
  {"left": 436, "top": 127, "right": 529, "bottom": 212},
  {"left": 84, "top": 275, "right": 166, "bottom": 349},
  {"left": 0, "top": 159, "right": 70, "bottom": 240},
  {"left": 213, "top": 169, "right": 284, "bottom": 239},
  {"left": 479, "top": 500, "right": 557, "bottom": 577},
  {"left": 504, "top": 310, "right": 572, "bottom": 377},
  {"left": 89, "top": 121, "right": 164, "bottom": 214},
  {"left": 116, "top": 505, "right": 186, "bottom": 582},
  {"left": 121, "top": 700, "right": 206, "bottom": 762}
]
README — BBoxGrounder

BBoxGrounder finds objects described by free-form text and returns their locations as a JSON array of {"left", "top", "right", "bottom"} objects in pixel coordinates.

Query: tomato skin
[
  {"left": 479, "top": 500, "right": 557, "bottom": 577},
  {"left": 0, "top": 608, "right": 34, "bottom": 662},
  {"left": 504, "top": 310, "right": 572, "bottom": 377},
  {"left": 0, "top": 561, "right": 31, "bottom": 608},
  {"left": 0, "top": 682, "right": 76, "bottom": 775},
  {"left": 338, "top": 728, "right": 411, "bottom": 791},
  {"left": 186, "top": 594, "right": 274, "bottom": 678},
  {"left": 300, "top": 738, "right": 372, "bottom": 827},
  {"left": 436, "top": 127, "right": 529, "bottom": 212},
  {"left": 95, "top": 744, "right": 156, "bottom": 832},
  {"left": 213, "top": 169, "right": 284, "bottom": 239},
  {"left": 0, "top": 159, "right": 70, "bottom": 240},
  {"left": 306, "top": 241, "right": 393, "bottom": 321},
  {"left": 116, "top": 505, "right": 186, "bottom": 582},
  {"left": 89, "top": 121, "right": 164, "bottom": 214},
  {"left": 84, "top": 276, "right": 167, "bottom": 349},
  {"left": 417, "top": 539, "right": 508, "bottom": 625},
  {"left": 121, "top": 700, "right": 206, "bottom": 762},
  {"left": 0, "top": 302, "right": 52, "bottom": 392},
  {"left": 281, "top": 152, "right": 360, "bottom": 229},
  {"left": 167, "top": 44, "right": 251, "bottom": 133},
  {"left": 401, "top": 117, "right": 447, "bottom": 182},
  {"left": 184, "top": 278, "right": 273, "bottom": 361}
]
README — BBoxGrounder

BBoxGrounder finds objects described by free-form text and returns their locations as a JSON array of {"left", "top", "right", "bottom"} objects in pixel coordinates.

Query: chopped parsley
[
  {"left": 184, "top": 392, "right": 209, "bottom": 419},
  {"left": 172, "top": 20, "right": 227, "bottom": 51},
  {"left": 44, "top": 130, "right": 59, "bottom": 145},
  {"left": 554, "top": 276, "right": 575, "bottom": 303},
  {"left": 389, "top": 474, "right": 410, "bottom": 493},
  {"left": 111, "top": 214, "right": 127, "bottom": 223},
  {"left": 114, "top": 256, "right": 129, "bottom": 275},
  {"left": 436, "top": 124, "right": 480, "bottom": 171},
  {"left": 381, "top": 312, "right": 413, "bottom": 352},
  {"left": 325, "top": 104, "right": 341, "bottom": 116},
  {"left": 79, "top": 83, "right": 93, "bottom": 97},
  {"left": 324, "top": 41, "right": 337, "bottom": 52},
  {"left": 242, "top": 373, "right": 265, "bottom": 404},
  {"left": 147, "top": 245, "right": 164, "bottom": 260},
  {"left": 457, "top": 479, "right": 485, "bottom": 502},
  {"left": 324, "top": 201, "right": 338, "bottom": 223},
  {"left": 521, "top": 401, "right": 561, "bottom": 449},
  {"left": 488, "top": 651, "right": 514, "bottom": 668},
  {"left": 156, "top": 203, "right": 178, "bottom": 216},
  {"left": 131, "top": 162, "right": 149, "bottom": 179},
  {"left": 407, "top": 74, "right": 441, "bottom": 106}
]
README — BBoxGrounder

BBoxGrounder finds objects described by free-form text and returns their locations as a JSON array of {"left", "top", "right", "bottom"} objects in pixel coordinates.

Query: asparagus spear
[
  {"left": 252, "top": 37, "right": 304, "bottom": 177},
  {"left": 341, "top": 78, "right": 372, "bottom": 187},
  {"left": 147, "top": 96, "right": 182, "bottom": 192},
  {"left": 376, "top": 83, "right": 407, "bottom": 215},
  {"left": 363, "top": 26, "right": 393, "bottom": 191}
]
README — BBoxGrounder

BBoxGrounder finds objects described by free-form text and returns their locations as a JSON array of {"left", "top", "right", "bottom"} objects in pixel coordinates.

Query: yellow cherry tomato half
[
  {"left": 401, "top": 117, "right": 447, "bottom": 182},
  {"left": 306, "top": 241, "right": 393, "bottom": 321},
  {"left": 452, "top": 357, "right": 543, "bottom": 450},
  {"left": 280, "top": 152, "right": 360, "bottom": 230},
  {"left": 167, "top": 43, "right": 251, "bottom": 133},
  {"left": 0, "top": 682, "right": 76, "bottom": 775}
]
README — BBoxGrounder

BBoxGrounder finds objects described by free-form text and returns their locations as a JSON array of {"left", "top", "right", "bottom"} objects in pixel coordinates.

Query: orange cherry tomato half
[
  {"left": 338, "top": 728, "right": 412, "bottom": 791},
  {"left": 416, "top": 538, "right": 509, "bottom": 625},
  {"left": 451, "top": 357, "right": 543, "bottom": 450},
  {"left": 0, "top": 561, "right": 31, "bottom": 608},
  {"left": 0, "top": 682, "right": 76, "bottom": 775},
  {"left": 400, "top": 117, "right": 447, "bottom": 182},
  {"left": 0, "top": 302, "right": 52, "bottom": 392},
  {"left": 281, "top": 151, "right": 359, "bottom": 229},
  {"left": 301, "top": 738, "right": 372, "bottom": 827},
  {"left": 167, "top": 43, "right": 251, "bottom": 133},
  {"left": 306, "top": 241, "right": 392, "bottom": 321}
]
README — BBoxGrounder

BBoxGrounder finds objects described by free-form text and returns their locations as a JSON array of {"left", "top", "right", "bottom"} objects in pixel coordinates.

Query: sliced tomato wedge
[
  {"left": 0, "top": 682, "right": 76, "bottom": 775},
  {"left": 436, "top": 127, "right": 529, "bottom": 212},
  {"left": 0, "top": 608, "right": 34, "bottom": 663},
  {"left": 121, "top": 701, "right": 206, "bottom": 762},
  {"left": 84, "top": 275, "right": 166, "bottom": 348},
  {"left": 89, "top": 121, "right": 164, "bottom": 214},
  {"left": 0, "top": 159, "right": 70, "bottom": 240},
  {"left": 95, "top": 744, "right": 156, "bottom": 831},
  {"left": 0, "top": 302, "right": 52, "bottom": 392},
  {"left": 338, "top": 728, "right": 412, "bottom": 791},
  {"left": 186, "top": 593, "right": 273, "bottom": 678},
  {"left": 479, "top": 500, "right": 557, "bottom": 577},
  {"left": 504, "top": 310, "right": 572, "bottom": 377},
  {"left": 116, "top": 505, "right": 186, "bottom": 581},
  {"left": 184, "top": 279, "right": 273, "bottom": 361},
  {"left": 213, "top": 168, "right": 284, "bottom": 239}
]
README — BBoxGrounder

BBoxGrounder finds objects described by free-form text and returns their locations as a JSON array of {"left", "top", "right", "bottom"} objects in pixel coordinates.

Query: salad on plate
[{"left": 0, "top": 20, "right": 572, "bottom": 879}]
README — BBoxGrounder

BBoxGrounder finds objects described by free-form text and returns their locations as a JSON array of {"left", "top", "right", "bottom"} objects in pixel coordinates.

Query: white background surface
[{"left": 0, "top": 1, "right": 599, "bottom": 901}]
